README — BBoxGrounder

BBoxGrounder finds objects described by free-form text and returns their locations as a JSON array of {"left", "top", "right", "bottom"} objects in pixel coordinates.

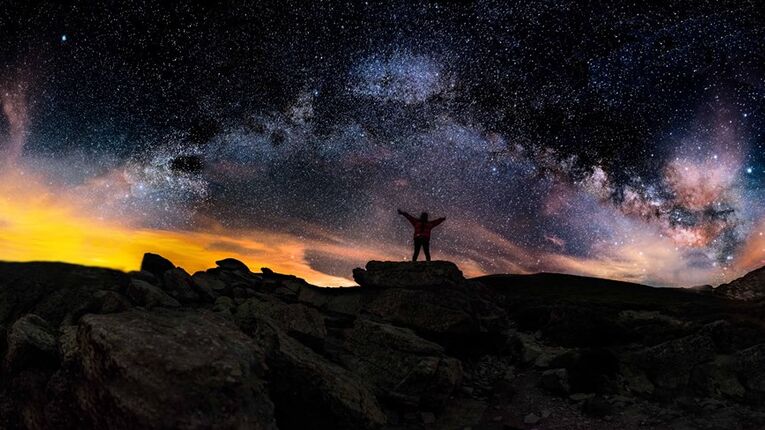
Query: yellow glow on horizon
[
  {"left": 4, "top": 167, "right": 764, "bottom": 289},
  {"left": 0, "top": 171, "right": 353, "bottom": 286}
]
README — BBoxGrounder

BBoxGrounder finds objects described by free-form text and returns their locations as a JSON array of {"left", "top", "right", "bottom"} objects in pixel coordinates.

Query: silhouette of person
[{"left": 397, "top": 209, "right": 446, "bottom": 261}]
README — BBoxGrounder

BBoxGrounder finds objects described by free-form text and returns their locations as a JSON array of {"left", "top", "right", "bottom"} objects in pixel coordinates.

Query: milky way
[{"left": 1, "top": 1, "right": 764, "bottom": 286}]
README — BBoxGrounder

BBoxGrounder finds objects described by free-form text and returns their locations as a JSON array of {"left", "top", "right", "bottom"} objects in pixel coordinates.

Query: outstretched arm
[
  {"left": 397, "top": 209, "right": 417, "bottom": 224},
  {"left": 430, "top": 217, "right": 446, "bottom": 227}
]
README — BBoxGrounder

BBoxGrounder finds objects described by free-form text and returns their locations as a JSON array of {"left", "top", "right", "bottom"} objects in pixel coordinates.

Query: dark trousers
[{"left": 413, "top": 236, "right": 431, "bottom": 261}]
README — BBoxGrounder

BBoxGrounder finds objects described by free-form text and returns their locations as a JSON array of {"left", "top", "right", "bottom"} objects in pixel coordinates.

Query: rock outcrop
[
  {"left": 716, "top": 266, "right": 765, "bottom": 301},
  {"left": 253, "top": 320, "right": 386, "bottom": 430},
  {"left": 1, "top": 255, "right": 765, "bottom": 430},
  {"left": 125, "top": 279, "right": 181, "bottom": 309},
  {"left": 139, "top": 253, "right": 175, "bottom": 280},
  {"left": 353, "top": 260, "right": 465, "bottom": 289},
  {"left": 340, "top": 318, "right": 463, "bottom": 408},
  {"left": 354, "top": 261, "right": 509, "bottom": 351},
  {"left": 73, "top": 309, "right": 276, "bottom": 430},
  {"left": 4, "top": 314, "right": 58, "bottom": 373},
  {"left": 235, "top": 293, "right": 327, "bottom": 348}
]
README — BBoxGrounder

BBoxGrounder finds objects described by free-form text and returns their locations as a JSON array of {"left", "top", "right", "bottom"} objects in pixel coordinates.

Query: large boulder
[
  {"left": 162, "top": 268, "right": 203, "bottom": 303},
  {"left": 89, "top": 290, "right": 132, "bottom": 315},
  {"left": 626, "top": 334, "right": 716, "bottom": 390},
  {"left": 352, "top": 261, "right": 507, "bottom": 349},
  {"left": 139, "top": 253, "right": 175, "bottom": 280},
  {"left": 235, "top": 293, "right": 327, "bottom": 348},
  {"left": 363, "top": 287, "right": 474, "bottom": 334},
  {"left": 203, "top": 267, "right": 261, "bottom": 292},
  {"left": 191, "top": 271, "right": 228, "bottom": 296},
  {"left": 64, "top": 290, "right": 133, "bottom": 325},
  {"left": 733, "top": 343, "right": 765, "bottom": 394},
  {"left": 216, "top": 258, "right": 251, "bottom": 272},
  {"left": 297, "top": 285, "right": 364, "bottom": 316},
  {"left": 125, "top": 279, "right": 180, "bottom": 309},
  {"left": 251, "top": 320, "right": 386, "bottom": 430},
  {"left": 73, "top": 309, "right": 275, "bottom": 430},
  {"left": 361, "top": 289, "right": 508, "bottom": 352},
  {"left": 353, "top": 261, "right": 465, "bottom": 289},
  {"left": 509, "top": 332, "right": 573, "bottom": 368},
  {"left": 342, "top": 318, "right": 463, "bottom": 408},
  {"left": 4, "top": 314, "right": 58, "bottom": 373},
  {"left": 691, "top": 355, "right": 746, "bottom": 398},
  {"left": 127, "top": 270, "right": 158, "bottom": 285},
  {"left": 0, "top": 262, "right": 129, "bottom": 327}
]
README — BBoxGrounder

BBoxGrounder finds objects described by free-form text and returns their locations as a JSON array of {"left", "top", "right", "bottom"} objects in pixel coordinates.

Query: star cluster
[{"left": 1, "top": 1, "right": 764, "bottom": 285}]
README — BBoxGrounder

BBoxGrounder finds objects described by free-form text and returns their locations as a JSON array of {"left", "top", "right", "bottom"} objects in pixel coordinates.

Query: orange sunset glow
[
  {"left": 3, "top": 163, "right": 764, "bottom": 288},
  {"left": 0, "top": 170, "right": 358, "bottom": 286}
]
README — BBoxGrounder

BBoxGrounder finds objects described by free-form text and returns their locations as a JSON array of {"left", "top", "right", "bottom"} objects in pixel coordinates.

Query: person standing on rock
[{"left": 397, "top": 209, "right": 446, "bottom": 261}]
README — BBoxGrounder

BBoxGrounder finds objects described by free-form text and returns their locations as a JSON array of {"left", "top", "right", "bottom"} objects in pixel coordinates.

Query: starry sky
[{"left": 1, "top": 1, "right": 765, "bottom": 286}]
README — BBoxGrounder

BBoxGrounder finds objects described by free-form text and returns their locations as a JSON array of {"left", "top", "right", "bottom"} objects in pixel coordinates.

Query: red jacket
[{"left": 403, "top": 213, "right": 445, "bottom": 239}]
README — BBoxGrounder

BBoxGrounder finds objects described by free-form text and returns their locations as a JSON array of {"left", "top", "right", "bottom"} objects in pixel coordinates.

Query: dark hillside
[{"left": 1, "top": 258, "right": 765, "bottom": 429}]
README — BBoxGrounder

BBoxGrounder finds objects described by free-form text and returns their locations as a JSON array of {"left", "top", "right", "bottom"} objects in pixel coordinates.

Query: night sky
[{"left": 1, "top": 1, "right": 765, "bottom": 286}]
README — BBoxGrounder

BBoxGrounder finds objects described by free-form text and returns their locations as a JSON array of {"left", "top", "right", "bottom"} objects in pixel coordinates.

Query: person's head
[{"left": 420, "top": 212, "right": 428, "bottom": 222}]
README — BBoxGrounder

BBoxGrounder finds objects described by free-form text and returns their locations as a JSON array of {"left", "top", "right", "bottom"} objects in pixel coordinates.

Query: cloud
[{"left": 0, "top": 74, "right": 30, "bottom": 164}]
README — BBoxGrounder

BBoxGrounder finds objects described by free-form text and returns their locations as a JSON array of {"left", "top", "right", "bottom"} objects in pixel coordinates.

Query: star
[{"left": 0, "top": 1, "right": 763, "bottom": 287}]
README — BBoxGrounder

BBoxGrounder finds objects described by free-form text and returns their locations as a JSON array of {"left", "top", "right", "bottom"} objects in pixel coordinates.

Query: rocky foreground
[{"left": 1, "top": 256, "right": 765, "bottom": 430}]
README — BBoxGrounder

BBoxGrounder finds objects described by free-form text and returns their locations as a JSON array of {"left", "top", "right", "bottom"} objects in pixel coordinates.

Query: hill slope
[{"left": 715, "top": 266, "right": 765, "bottom": 301}]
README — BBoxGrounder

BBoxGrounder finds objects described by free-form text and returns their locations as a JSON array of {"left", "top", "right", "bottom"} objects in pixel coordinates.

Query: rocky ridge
[
  {"left": 0, "top": 255, "right": 764, "bottom": 429},
  {"left": 715, "top": 265, "right": 765, "bottom": 301}
]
